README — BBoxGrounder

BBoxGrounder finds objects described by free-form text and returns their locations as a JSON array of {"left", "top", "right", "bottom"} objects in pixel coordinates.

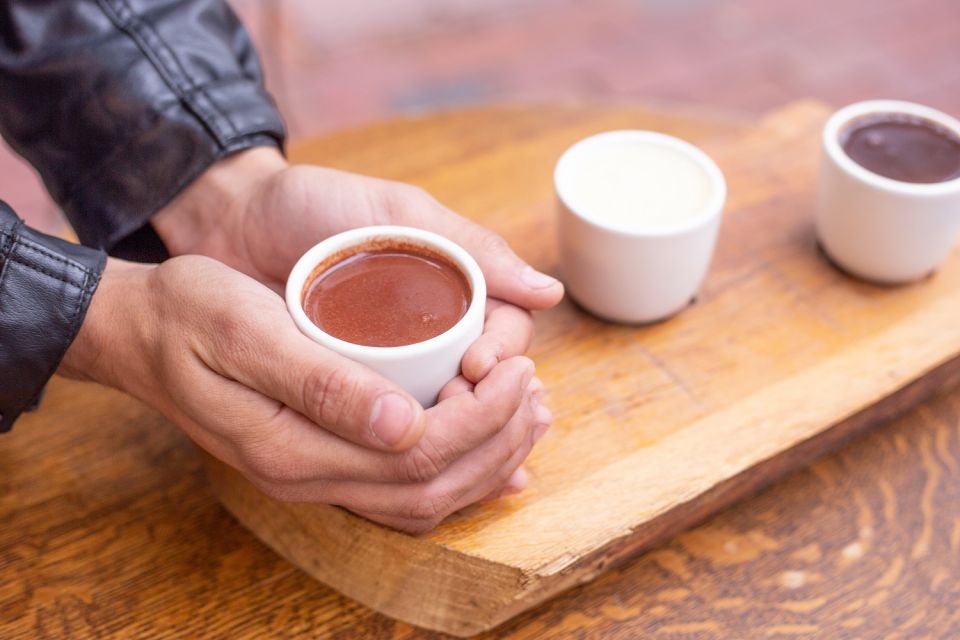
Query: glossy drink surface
[
  {"left": 303, "top": 247, "right": 471, "bottom": 347},
  {"left": 841, "top": 114, "right": 960, "bottom": 184}
]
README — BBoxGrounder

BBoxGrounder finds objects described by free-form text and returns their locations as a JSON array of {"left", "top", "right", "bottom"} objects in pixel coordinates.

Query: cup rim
[
  {"left": 284, "top": 225, "right": 487, "bottom": 360},
  {"left": 553, "top": 129, "right": 727, "bottom": 237},
  {"left": 823, "top": 99, "right": 960, "bottom": 196}
]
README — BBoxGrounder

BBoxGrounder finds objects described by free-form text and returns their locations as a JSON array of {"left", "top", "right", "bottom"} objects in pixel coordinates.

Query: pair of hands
[{"left": 61, "top": 147, "right": 564, "bottom": 533}]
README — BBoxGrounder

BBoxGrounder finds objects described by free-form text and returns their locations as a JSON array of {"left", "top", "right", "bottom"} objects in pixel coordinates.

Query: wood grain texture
[
  {"left": 199, "top": 100, "right": 960, "bottom": 635},
  {"left": 3, "top": 104, "right": 960, "bottom": 639}
]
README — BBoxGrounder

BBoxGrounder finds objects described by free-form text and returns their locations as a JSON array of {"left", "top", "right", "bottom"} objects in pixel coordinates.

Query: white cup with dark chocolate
[
  {"left": 285, "top": 226, "right": 486, "bottom": 407},
  {"left": 816, "top": 100, "right": 960, "bottom": 284}
]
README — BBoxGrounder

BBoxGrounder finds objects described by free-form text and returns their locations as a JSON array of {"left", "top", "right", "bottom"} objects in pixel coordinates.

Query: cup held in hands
[{"left": 286, "top": 226, "right": 486, "bottom": 407}]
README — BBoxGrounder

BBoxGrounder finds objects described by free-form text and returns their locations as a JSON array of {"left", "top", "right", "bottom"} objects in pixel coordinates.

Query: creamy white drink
[
  {"left": 554, "top": 130, "right": 726, "bottom": 323},
  {"left": 555, "top": 133, "right": 713, "bottom": 231}
]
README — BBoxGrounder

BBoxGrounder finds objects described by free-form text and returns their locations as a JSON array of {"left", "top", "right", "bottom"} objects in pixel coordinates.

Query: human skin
[{"left": 60, "top": 148, "right": 563, "bottom": 533}]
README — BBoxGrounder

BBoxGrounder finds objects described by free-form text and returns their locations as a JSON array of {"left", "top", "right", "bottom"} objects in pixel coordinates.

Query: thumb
[
  {"left": 221, "top": 320, "right": 426, "bottom": 453},
  {"left": 461, "top": 224, "right": 564, "bottom": 310}
]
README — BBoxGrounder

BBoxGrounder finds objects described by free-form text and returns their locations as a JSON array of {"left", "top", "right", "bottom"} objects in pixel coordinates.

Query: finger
[
  {"left": 501, "top": 466, "right": 530, "bottom": 494},
  {"left": 461, "top": 300, "right": 535, "bottom": 383},
  {"left": 479, "top": 393, "right": 549, "bottom": 503},
  {"left": 231, "top": 356, "right": 533, "bottom": 488},
  {"left": 481, "top": 402, "right": 550, "bottom": 502},
  {"left": 210, "top": 308, "right": 426, "bottom": 453},
  {"left": 437, "top": 375, "right": 474, "bottom": 402},
  {"left": 357, "top": 395, "right": 540, "bottom": 532},
  {"left": 390, "top": 189, "right": 564, "bottom": 311},
  {"left": 272, "top": 394, "right": 534, "bottom": 517},
  {"left": 533, "top": 405, "right": 553, "bottom": 444},
  {"left": 342, "top": 387, "right": 541, "bottom": 532},
  {"left": 390, "top": 355, "right": 533, "bottom": 482},
  {"left": 479, "top": 466, "right": 529, "bottom": 503},
  {"left": 171, "top": 360, "right": 394, "bottom": 486},
  {"left": 442, "top": 219, "right": 563, "bottom": 311},
  {"left": 528, "top": 377, "right": 545, "bottom": 398},
  {"left": 217, "top": 364, "right": 549, "bottom": 505},
  {"left": 356, "top": 444, "right": 532, "bottom": 533},
  {"left": 259, "top": 356, "right": 536, "bottom": 498}
]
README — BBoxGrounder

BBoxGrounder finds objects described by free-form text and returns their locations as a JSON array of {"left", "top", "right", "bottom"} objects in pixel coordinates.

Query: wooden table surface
[{"left": 3, "top": 105, "right": 960, "bottom": 639}]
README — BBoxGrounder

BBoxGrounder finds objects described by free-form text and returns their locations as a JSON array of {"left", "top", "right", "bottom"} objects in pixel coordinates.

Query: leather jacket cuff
[
  {"left": 105, "top": 130, "right": 284, "bottom": 264},
  {"left": 0, "top": 0, "right": 286, "bottom": 263},
  {"left": 0, "top": 202, "right": 106, "bottom": 432},
  {"left": 67, "top": 85, "right": 285, "bottom": 263}
]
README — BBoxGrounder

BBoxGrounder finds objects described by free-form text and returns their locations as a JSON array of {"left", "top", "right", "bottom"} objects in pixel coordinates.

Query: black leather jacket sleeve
[
  {"left": 0, "top": 202, "right": 106, "bottom": 431},
  {"left": 0, "top": 0, "right": 286, "bottom": 262},
  {"left": 0, "top": 0, "right": 285, "bottom": 430}
]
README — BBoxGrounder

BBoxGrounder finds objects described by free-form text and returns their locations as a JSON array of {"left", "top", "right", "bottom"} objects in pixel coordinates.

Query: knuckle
[
  {"left": 404, "top": 488, "right": 457, "bottom": 523},
  {"left": 506, "top": 415, "right": 530, "bottom": 454},
  {"left": 250, "top": 472, "right": 330, "bottom": 504},
  {"left": 398, "top": 518, "right": 441, "bottom": 536},
  {"left": 479, "top": 230, "right": 511, "bottom": 256},
  {"left": 214, "top": 311, "right": 254, "bottom": 345},
  {"left": 383, "top": 181, "right": 430, "bottom": 209},
  {"left": 237, "top": 433, "right": 301, "bottom": 486},
  {"left": 254, "top": 480, "right": 295, "bottom": 502},
  {"left": 303, "top": 365, "right": 363, "bottom": 429},
  {"left": 400, "top": 183, "right": 430, "bottom": 202},
  {"left": 243, "top": 451, "right": 293, "bottom": 485},
  {"left": 488, "top": 424, "right": 524, "bottom": 473},
  {"left": 156, "top": 254, "right": 205, "bottom": 284},
  {"left": 399, "top": 442, "right": 445, "bottom": 483},
  {"left": 470, "top": 401, "right": 514, "bottom": 442},
  {"left": 205, "top": 308, "right": 263, "bottom": 365}
]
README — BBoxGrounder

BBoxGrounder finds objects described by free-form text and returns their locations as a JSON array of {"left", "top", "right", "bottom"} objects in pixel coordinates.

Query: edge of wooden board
[
  {"left": 203, "top": 100, "right": 960, "bottom": 636},
  {"left": 206, "top": 289, "right": 960, "bottom": 636},
  {"left": 487, "top": 306, "right": 960, "bottom": 631}
]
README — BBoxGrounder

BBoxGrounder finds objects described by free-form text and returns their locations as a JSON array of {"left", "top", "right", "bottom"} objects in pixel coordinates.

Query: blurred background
[{"left": 6, "top": 0, "right": 960, "bottom": 233}]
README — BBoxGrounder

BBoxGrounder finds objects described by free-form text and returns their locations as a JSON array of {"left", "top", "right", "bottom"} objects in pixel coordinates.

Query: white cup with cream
[{"left": 555, "top": 130, "right": 727, "bottom": 323}]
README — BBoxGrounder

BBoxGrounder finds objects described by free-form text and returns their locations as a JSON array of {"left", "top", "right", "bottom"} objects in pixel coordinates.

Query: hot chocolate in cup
[
  {"left": 555, "top": 130, "right": 727, "bottom": 324},
  {"left": 816, "top": 100, "right": 960, "bottom": 284},
  {"left": 285, "top": 226, "right": 486, "bottom": 407}
]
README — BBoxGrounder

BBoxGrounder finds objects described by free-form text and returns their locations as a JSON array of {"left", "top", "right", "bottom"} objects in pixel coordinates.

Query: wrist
[
  {"left": 152, "top": 146, "right": 288, "bottom": 258},
  {"left": 60, "top": 258, "right": 155, "bottom": 391}
]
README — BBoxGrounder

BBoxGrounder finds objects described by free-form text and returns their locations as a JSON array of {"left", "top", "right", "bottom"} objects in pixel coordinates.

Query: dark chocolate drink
[
  {"left": 841, "top": 113, "right": 960, "bottom": 184},
  {"left": 302, "top": 243, "right": 471, "bottom": 347}
]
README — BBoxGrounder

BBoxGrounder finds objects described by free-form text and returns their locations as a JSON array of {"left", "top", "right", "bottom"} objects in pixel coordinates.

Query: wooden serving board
[{"left": 204, "top": 100, "right": 960, "bottom": 637}]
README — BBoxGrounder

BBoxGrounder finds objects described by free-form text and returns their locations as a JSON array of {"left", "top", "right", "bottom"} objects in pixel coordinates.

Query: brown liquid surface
[
  {"left": 841, "top": 113, "right": 960, "bottom": 184},
  {"left": 303, "top": 247, "right": 471, "bottom": 347}
]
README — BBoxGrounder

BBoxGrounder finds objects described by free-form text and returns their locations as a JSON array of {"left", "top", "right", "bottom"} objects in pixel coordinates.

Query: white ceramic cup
[
  {"left": 555, "top": 130, "right": 727, "bottom": 323},
  {"left": 816, "top": 100, "right": 960, "bottom": 284},
  {"left": 285, "top": 225, "right": 486, "bottom": 407}
]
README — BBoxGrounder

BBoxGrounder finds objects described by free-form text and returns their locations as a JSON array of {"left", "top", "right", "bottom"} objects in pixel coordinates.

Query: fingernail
[
  {"left": 370, "top": 393, "right": 415, "bottom": 447},
  {"left": 533, "top": 423, "right": 550, "bottom": 443},
  {"left": 521, "top": 265, "right": 559, "bottom": 290},
  {"left": 521, "top": 363, "right": 536, "bottom": 390},
  {"left": 527, "top": 377, "right": 545, "bottom": 396},
  {"left": 499, "top": 484, "right": 524, "bottom": 497},
  {"left": 480, "top": 344, "right": 502, "bottom": 379}
]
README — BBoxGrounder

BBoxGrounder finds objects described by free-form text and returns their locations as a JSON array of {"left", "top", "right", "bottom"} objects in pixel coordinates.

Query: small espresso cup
[
  {"left": 555, "top": 130, "right": 727, "bottom": 323},
  {"left": 285, "top": 226, "right": 486, "bottom": 407},
  {"left": 816, "top": 100, "right": 960, "bottom": 284}
]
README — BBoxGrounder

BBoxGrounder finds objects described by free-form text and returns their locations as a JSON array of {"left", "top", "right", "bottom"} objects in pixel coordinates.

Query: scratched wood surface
[{"left": 3, "top": 103, "right": 960, "bottom": 638}]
